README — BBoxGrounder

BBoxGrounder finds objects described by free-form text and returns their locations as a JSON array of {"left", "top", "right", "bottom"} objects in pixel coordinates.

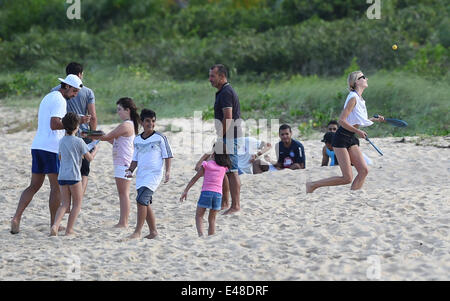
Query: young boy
[
  {"left": 51, "top": 112, "right": 98, "bottom": 236},
  {"left": 126, "top": 109, "right": 173, "bottom": 239},
  {"left": 321, "top": 132, "right": 338, "bottom": 166}
]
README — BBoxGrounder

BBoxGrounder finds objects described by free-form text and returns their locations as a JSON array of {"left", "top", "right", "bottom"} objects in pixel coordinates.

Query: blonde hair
[{"left": 347, "top": 70, "right": 362, "bottom": 91}]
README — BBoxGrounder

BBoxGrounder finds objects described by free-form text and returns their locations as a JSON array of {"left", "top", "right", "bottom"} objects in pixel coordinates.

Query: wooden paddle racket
[{"left": 82, "top": 130, "right": 105, "bottom": 136}]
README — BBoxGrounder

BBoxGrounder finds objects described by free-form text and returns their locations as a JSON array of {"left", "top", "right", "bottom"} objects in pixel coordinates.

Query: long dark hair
[
  {"left": 212, "top": 144, "right": 232, "bottom": 169},
  {"left": 116, "top": 97, "right": 139, "bottom": 135}
]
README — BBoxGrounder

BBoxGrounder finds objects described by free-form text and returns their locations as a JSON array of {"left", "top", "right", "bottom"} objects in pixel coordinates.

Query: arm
[
  {"left": 250, "top": 142, "right": 272, "bottom": 163},
  {"left": 164, "top": 158, "right": 171, "bottom": 183},
  {"left": 87, "top": 103, "right": 97, "bottom": 130},
  {"left": 222, "top": 107, "right": 233, "bottom": 137},
  {"left": 50, "top": 117, "right": 64, "bottom": 130},
  {"left": 180, "top": 167, "right": 205, "bottom": 202},
  {"left": 83, "top": 145, "right": 98, "bottom": 162},
  {"left": 338, "top": 97, "right": 367, "bottom": 139},
  {"left": 195, "top": 153, "right": 212, "bottom": 171},
  {"left": 125, "top": 161, "right": 138, "bottom": 178},
  {"left": 91, "top": 122, "right": 132, "bottom": 143},
  {"left": 321, "top": 146, "right": 329, "bottom": 166}
]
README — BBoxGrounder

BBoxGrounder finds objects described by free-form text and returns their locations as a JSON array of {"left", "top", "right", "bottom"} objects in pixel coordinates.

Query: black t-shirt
[
  {"left": 214, "top": 83, "right": 242, "bottom": 138},
  {"left": 276, "top": 139, "right": 306, "bottom": 168}
]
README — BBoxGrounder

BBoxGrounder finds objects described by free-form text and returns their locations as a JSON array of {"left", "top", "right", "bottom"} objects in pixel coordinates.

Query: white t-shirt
[
  {"left": 31, "top": 91, "right": 67, "bottom": 153},
  {"left": 132, "top": 131, "right": 173, "bottom": 191},
  {"left": 344, "top": 91, "right": 373, "bottom": 127},
  {"left": 236, "top": 137, "right": 263, "bottom": 174}
]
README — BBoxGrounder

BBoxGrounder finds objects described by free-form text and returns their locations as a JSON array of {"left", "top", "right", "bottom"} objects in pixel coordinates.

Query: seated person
[
  {"left": 253, "top": 124, "right": 305, "bottom": 173},
  {"left": 195, "top": 137, "right": 272, "bottom": 175},
  {"left": 326, "top": 120, "right": 338, "bottom": 133},
  {"left": 321, "top": 132, "right": 338, "bottom": 166}
]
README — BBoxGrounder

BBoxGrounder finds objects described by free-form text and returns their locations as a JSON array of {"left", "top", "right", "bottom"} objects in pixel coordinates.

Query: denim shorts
[
  {"left": 197, "top": 191, "right": 222, "bottom": 211},
  {"left": 31, "top": 149, "right": 60, "bottom": 174},
  {"left": 223, "top": 138, "right": 239, "bottom": 173},
  {"left": 136, "top": 187, "right": 154, "bottom": 206}
]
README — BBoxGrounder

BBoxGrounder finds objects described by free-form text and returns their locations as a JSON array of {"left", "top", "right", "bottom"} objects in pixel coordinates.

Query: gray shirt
[
  {"left": 51, "top": 85, "right": 95, "bottom": 134},
  {"left": 58, "top": 136, "right": 90, "bottom": 181}
]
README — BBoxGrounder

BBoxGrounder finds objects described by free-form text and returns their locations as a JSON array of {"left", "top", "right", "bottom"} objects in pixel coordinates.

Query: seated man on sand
[
  {"left": 253, "top": 124, "right": 305, "bottom": 173},
  {"left": 195, "top": 136, "right": 272, "bottom": 175}
]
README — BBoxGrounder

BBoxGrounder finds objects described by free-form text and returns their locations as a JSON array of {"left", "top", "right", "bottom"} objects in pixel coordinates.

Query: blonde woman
[{"left": 306, "top": 71, "right": 385, "bottom": 193}]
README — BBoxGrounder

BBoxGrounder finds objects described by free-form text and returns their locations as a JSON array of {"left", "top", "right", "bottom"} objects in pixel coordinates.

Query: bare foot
[
  {"left": 10, "top": 219, "right": 20, "bottom": 234},
  {"left": 306, "top": 182, "right": 316, "bottom": 193},
  {"left": 128, "top": 232, "right": 141, "bottom": 239},
  {"left": 221, "top": 202, "right": 229, "bottom": 210},
  {"left": 223, "top": 207, "right": 240, "bottom": 215},
  {"left": 65, "top": 230, "right": 76, "bottom": 236},
  {"left": 50, "top": 225, "right": 58, "bottom": 236},
  {"left": 144, "top": 232, "right": 158, "bottom": 239},
  {"left": 114, "top": 223, "right": 128, "bottom": 229}
]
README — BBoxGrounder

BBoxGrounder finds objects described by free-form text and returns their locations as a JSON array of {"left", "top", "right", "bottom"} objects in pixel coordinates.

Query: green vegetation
[{"left": 0, "top": 0, "right": 448, "bottom": 137}]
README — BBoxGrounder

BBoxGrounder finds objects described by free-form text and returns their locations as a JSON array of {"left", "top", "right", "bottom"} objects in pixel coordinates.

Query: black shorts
[
  {"left": 80, "top": 137, "right": 92, "bottom": 177},
  {"left": 332, "top": 127, "right": 360, "bottom": 149}
]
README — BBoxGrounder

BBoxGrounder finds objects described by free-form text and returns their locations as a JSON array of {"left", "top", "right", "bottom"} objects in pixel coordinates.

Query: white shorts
[{"left": 114, "top": 165, "right": 131, "bottom": 180}]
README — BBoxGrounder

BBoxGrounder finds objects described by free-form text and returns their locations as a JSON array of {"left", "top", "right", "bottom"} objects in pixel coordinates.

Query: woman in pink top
[
  {"left": 89, "top": 97, "right": 139, "bottom": 228},
  {"left": 180, "top": 150, "right": 231, "bottom": 236}
]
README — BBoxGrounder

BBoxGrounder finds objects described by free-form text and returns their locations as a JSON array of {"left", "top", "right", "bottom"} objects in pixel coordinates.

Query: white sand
[{"left": 0, "top": 108, "right": 449, "bottom": 280}]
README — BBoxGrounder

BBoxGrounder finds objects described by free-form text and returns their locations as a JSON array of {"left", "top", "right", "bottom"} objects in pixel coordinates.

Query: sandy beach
[{"left": 0, "top": 106, "right": 449, "bottom": 281}]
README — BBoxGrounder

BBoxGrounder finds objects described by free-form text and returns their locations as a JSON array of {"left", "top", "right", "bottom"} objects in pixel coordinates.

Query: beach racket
[
  {"left": 82, "top": 130, "right": 105, "bottom": 136},
  {"left": 365, "top": 136, "right": 383, "bottom": 156},
  {"left": 374, "top": 115, "right": 408, "bottom": 127}
]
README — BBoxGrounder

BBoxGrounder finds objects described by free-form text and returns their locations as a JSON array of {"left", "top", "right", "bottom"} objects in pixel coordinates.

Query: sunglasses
[
  {"left": 358, "top": 75, "right": 366, "bottom": 80},
  {"left": 328, "top": 127, "right": 338, "bottom": 131}
]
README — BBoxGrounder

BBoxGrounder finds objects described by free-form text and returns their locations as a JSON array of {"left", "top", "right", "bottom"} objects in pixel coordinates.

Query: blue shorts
[
  {"left": 197, "top": 191, "right": 222, "bottom": 211},
  {"left": 136, "top": 187, "right": 154, "bottom": 206},
  {"left": 31, "top": 149, "right": 60, "bottom": 174},
  {"left": 223, "top": 138, "right": 239, "bottom": 173},
  {"left": 58, "top": 180, "right": 79, "bottom": 186}
]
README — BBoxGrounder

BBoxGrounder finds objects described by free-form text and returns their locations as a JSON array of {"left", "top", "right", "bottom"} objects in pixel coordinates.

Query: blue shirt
[{"left": 276, "top": 139, "right": 305, "bottom": 168}]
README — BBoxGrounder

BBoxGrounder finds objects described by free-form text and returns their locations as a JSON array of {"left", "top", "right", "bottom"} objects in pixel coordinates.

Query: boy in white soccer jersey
[{"left": 125, "top": 109, "right": 172, "bottom": 239}]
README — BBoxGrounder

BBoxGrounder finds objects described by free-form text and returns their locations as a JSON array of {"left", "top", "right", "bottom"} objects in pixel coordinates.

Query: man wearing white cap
[{"left": 11, "top": 74, "right": 83, "bottom": 234}]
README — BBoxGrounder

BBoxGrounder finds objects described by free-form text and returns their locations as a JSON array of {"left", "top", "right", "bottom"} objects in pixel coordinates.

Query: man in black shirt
[{"left": 209, "top": 64, "right": 242, "bottom": 215}]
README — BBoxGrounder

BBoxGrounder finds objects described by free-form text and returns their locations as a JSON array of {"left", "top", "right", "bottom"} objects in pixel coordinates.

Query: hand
[
  {"left": 180, "top": 191, "right": 187, "bottom": 202},
  {"left": 125, "top": 168, "right": 133, "bottom": 178},
  {"left": 373, "top": 114, "right": 385, "bottom": 122},
  {"left": 81, "top": 115, "right": 91, "bottom": 124},
  {"left": 164, "top": 172, "right": 170, "bottom": 183},
  {"left": 357, "top": 129, "right": 367, "bottom": 139},
  {"left": 249, "top": 154, "right": 257, "bottom": 163}
]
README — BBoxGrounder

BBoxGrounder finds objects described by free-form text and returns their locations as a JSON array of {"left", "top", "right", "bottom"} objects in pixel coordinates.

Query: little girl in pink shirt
[{"left": 180, "top": 150, "right": 231, "bottom": 236}]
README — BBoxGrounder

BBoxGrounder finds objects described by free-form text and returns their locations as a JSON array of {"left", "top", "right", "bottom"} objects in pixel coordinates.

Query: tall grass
[{"left": 1, "top": 67, "right": 448, "bottom": 137}]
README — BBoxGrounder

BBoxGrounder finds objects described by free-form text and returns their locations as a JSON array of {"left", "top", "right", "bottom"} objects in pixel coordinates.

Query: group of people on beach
[{"left": 10, "top": 62, "right": 385, "bottom": 238}]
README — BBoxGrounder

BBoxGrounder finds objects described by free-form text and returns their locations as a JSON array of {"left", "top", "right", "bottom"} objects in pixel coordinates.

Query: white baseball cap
[{"left": 58, "top": 74, "right": 83, "bottom": 89}]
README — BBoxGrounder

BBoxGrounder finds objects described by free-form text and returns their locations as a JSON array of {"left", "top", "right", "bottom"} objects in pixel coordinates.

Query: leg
[
  {"left": 50, "top": 185, "right": 71, "bottom": 236},
  {"left": 65, "top": 182, "right": 83, "bottom": 236},
  {"left": 114, "top": 178, "right": 131, "bottom": 228},
  {"left": 144, "top": 205, "right": 158, "bottom": 239},
  {"left": 223, "top": 172, "right": 241, "bottom": 215},
  {"left": 130, "top": 203, "right": 147, "bottom": 239},
  {"left": 221, "top": 176, "right": 230, "bottom": 210},
  {"left": 47, "top": 173, "right": 61, "bottom": 226},
  {"left": 11, "top": 173, "right": 45, "bottom": 234},
  {"left": 348, "top": 146, "right": 369, "bottom": 190},
  {"left": 195, "top": 207, "right": 207, "bottom": 237},
  {"left": 207, "top": 210, "right": 219, "bottom": 236},
  {"left": 81, "top": 176, "right": 89, "bottom": 197},
  {"left": 306, "top": 147, "right": 354, "bottom": 193},
  {"left": 252, "top": 159, "right": 269, "bottom": 174}
]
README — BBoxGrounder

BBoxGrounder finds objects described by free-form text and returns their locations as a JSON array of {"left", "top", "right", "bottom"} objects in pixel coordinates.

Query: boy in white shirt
[{"left": 126, "top": 109, "right": 173, "bottom": 239}]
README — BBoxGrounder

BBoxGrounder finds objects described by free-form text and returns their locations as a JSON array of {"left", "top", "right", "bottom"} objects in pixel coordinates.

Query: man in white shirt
[{"left": 11, "top": 74, "right": 83, "bottom": 234}]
